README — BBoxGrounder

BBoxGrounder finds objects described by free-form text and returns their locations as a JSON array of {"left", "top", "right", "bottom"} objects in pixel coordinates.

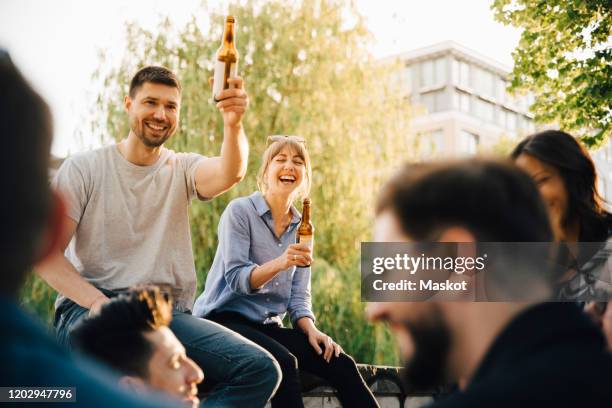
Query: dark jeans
[
  {"left": 54, "top": 292, "right": 281, "bottom": 408},
  {"left": 209, "top": 312, "right": 379, "bottom": 408}
]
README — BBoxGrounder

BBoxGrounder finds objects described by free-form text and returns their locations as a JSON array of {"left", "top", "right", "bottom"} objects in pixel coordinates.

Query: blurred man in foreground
[
  {"left": 0, "top": 50, "right": 177, "bottom": 407},
  {"left": 73, "top": 287, "right": 204, "bottom": 408},
  {"left": 367, "top": 159, "right": 612, "bottom": 407}
]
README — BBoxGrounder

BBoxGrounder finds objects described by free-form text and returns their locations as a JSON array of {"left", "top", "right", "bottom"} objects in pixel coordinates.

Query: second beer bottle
[
  {"left": 212, "top": 16, "right": 239, "bottom": 101},
  {"left": 297, "top": 197, "right": 314, "bottom": 267}
]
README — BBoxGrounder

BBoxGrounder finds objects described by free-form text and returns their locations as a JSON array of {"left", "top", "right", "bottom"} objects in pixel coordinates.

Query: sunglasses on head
[{"left": 267, "top": 135, "right": 306, "bottom": 145}]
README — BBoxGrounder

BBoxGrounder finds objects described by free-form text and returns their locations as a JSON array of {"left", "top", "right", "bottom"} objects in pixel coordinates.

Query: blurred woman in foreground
[{"left": 512, "top": 129, "right": 612, "bottom": 347}]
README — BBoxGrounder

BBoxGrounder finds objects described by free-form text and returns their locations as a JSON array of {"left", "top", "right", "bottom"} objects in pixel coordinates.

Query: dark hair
[
  {"left": 129, "top": 66, "right": 181, "bottom": 98},
  {"left": 511, "top": 130, "right": 610, "bottom": 242},
  {"left": 377, "top": 159, "right": 552, "bottom": 242},
  {"left": 0, "top": 52, "right": 53, "bottom": 296},
  {"left": 72, "top": 286, "right": 173, "bottom": 379}
]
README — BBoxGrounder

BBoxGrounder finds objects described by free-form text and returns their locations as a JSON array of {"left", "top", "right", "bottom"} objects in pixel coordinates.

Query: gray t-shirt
[{"left": 52, "top": 144, "right": 206, "bottom": 311}]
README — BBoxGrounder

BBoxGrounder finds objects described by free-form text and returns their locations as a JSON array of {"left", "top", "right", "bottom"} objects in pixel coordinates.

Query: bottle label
[
  {"left": 298, "top": 235, "right": 313, "bottom": 268},
  {"left": 298, "top": 235, "right": 314, "bottom": 250},
  {"left": 212, "top": 60, "right": 238, "bottom": 101}
]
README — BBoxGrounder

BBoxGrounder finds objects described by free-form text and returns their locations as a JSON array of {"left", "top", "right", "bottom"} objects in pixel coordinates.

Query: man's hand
[
  {"left": 212, "top": 77, "right": 249, "bottom": 128},
  {"left": 88, "top": 295, "right": 111, "bottom": 317}
]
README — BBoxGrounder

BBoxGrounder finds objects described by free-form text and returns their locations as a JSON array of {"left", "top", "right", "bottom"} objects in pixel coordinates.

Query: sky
[{"left": 0, "top": 0, "right": 522, "bottom": 157}]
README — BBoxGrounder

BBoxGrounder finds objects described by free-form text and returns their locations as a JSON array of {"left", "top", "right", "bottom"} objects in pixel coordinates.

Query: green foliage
[
  {"left": 21, "top": 0, "right": 414, "bottom": 365},
  {"left": 491, "top": 0, "right": 612, "bottom": 147},
  {"left": 19, "top": 274, "right": 56, "bottom": 325}
]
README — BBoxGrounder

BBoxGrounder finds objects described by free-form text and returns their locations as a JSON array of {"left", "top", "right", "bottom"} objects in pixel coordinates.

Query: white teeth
[
  {"left": 146, "top": 122, "right": 165, "bottom": 131},
  {"left": 279, "top": 175, "right": 296, "bottom": 182}
]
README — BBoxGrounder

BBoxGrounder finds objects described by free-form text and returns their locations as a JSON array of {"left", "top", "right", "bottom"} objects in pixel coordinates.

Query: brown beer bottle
[
  {"left": 297, "top": 198, "right": 314, "bottom": 267},
  {"left": 212, "top": 16, "right": 239, "bottom": 101}
]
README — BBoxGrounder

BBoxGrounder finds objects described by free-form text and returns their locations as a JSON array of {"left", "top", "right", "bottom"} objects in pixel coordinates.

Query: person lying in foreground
[{"left": 72, "top": 286, "right": 204, "bottom": 408}]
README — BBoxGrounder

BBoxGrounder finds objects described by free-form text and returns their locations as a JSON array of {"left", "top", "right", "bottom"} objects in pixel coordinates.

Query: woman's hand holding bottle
[{"left": 277, "top": 244, "right": 312, "bottom": 269}]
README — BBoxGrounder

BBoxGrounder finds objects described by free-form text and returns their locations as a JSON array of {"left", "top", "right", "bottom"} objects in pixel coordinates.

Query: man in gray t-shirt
[{"left": 37, "top": 66, "right": 280, "bottom": 408}]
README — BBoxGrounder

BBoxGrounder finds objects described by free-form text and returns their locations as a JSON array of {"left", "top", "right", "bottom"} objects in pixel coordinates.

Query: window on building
[
  {"left": 526, "top": 119, "right": 535, "bottom": 133},
  {"left": 485, "top": 71, "right": 496, "bottom": 99},
  {"left": 431, "top": 130, "right": 444, "bottom": 153},
  {"left": 473, "top": 67, "right": 485, "bottom": 95},
  {"left": 420, "top": 60, "right": 434, "bottom": 88},
  {"left": 420, "top": 90, "right": 447, "bottom": 113},
  {"left": 505, "top": 94, "right": 520, "bottom": 110},
  {"left": 453, "top": 90, "right": 471, "bottom": 113},
  {"left": 474, "top": 98, "right": 494, "bottom": 123},
  {"left": 418, "top": 129, "right": 445, "bottom": 158},
  {"left": 403, "top": 65, "right": 413, "bottom": 91},
  {"left": 459, "top": 91, "right": 471, "bottom": 114},
  {"left": 518, "top": 95, "right": 528, "bottom": 112},
  {"left": 419, "top": 57, "right": 447, "bottom": 89},
  {"left": 460, "top": 130, "right": 479, "bottom": 155},
  {"left": 504, "top": 110, "right": 518, "bottom": 132},
  {"left": 421, "top": 92, "right": 435, "bottom": 113},
  {"left": 435, "top": 57, "right": 446, "bottom": 85},
  {"left": 459, "top": 60, "right": 470, "bottom": 88},
  {"left": 473, "top": 67, "right": 495, "bottom": 99},
  {"left": 496, "top": 78, "right": 507, "bottom": 103},
  {"left": 496, "top": 106, "right": 505, "bottom": 127},
  {"left": 451, "top": 58, "right": 459, "bottom": 85}
]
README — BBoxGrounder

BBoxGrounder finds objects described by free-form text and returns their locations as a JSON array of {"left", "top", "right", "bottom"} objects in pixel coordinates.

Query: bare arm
[
  {"left": 35, "top": 216, "right": 109, "bottom": 312},
  {"left": 249, "top": 258, "right": 283, "bottom": 290},
  {"left": 194, "top": 77, "right": 249, "bottom": 199},
  {"left": 249, "top": 244, "right": 311, "bottom": 290},
  {"left": 194, "top": 124, "right": 249, "bottom": 199}
]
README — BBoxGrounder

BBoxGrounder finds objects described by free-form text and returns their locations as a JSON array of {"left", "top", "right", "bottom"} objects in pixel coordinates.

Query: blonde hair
[{"left": 257, "top": 136, "right": 312, "bottom": 200}]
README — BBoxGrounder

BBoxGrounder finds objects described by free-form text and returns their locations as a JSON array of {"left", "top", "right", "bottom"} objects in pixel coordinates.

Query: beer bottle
[
  {"left": 297, "top": 198, "right": 314, "bottom": 267},
  {"left": 212, "top": 16, "right": 239, "bottom": 101}
]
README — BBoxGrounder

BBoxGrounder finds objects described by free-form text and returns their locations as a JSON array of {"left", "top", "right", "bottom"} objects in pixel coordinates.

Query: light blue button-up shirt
[{"left": 193, "top": 191, "right": 315, "bottom": 326}]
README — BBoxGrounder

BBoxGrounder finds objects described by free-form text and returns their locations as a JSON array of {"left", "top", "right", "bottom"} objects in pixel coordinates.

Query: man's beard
[
  {"left": 131, "top": 117, "right": 173, "bottom": 148},
  {"left": 401, "top": 308, "right": 452, "bottom": 391}
]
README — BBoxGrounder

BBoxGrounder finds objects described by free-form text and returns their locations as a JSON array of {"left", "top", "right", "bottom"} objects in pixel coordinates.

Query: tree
[{"left": 492, "top": 0, "right": 611, "bottom": 147}]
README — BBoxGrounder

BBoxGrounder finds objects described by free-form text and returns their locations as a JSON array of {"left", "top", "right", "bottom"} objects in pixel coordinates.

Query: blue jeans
[{"left": 55, "top": 296, "right": 281, "bottom": 408}]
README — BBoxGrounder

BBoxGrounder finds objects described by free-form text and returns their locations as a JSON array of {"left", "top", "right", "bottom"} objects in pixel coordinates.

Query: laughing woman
[
  {"left": 193, "top": 136, "right": 378, "bottom": 408},
  {"left": 512, "top": 130, "right": 612, "bottom": 348}
]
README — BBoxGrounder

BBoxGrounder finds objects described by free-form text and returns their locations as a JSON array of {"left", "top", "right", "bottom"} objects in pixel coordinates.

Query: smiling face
[
  {"left": 145, "top": 327, "right": 203, "bottom": 408},
  {"left": 515, "top": 153, "right": 569, "bottom": 236},
  {"left": 258, "top": 139, "right": 312, "bottom": 200},
  {"left": 264, "top": 146, "right": 306, "bottom": 197},
  {"left": 125, "top": 82, "right": 180, "bottom": 148}
]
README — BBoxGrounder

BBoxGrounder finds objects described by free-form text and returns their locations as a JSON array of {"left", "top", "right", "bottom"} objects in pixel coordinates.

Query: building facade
[
  {"left": 386, "top": 41, "right": 612, "bottom": 205},
  {"left": 387, "top": 41, "right": 536, "bottom": 159}
]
